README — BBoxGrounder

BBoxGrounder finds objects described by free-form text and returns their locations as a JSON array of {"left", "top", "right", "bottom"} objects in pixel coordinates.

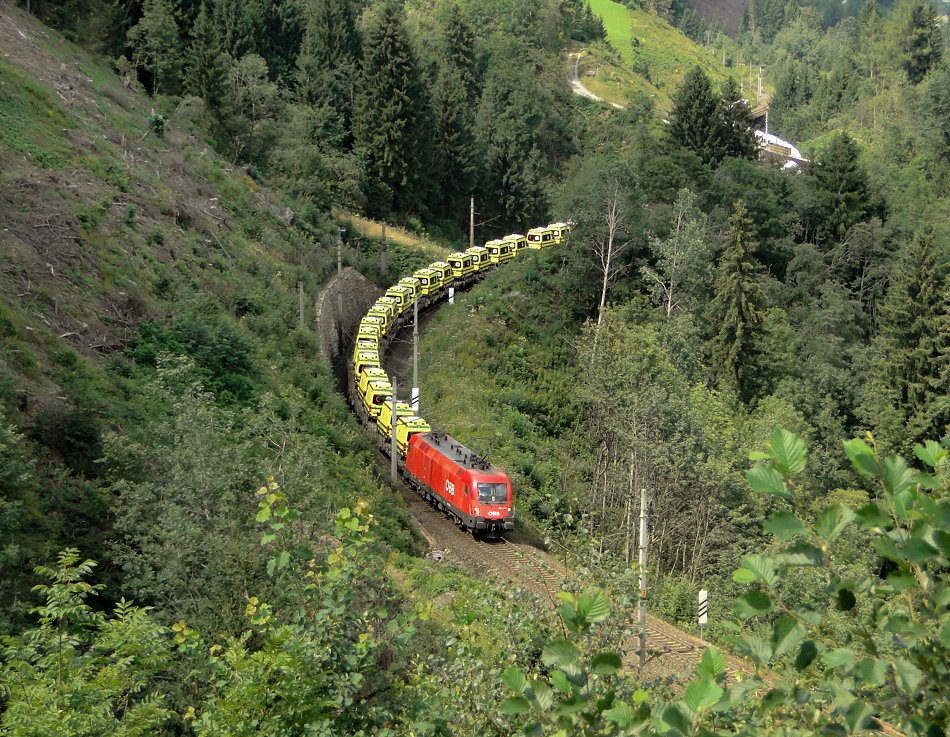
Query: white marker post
[
  {"left": 448, "top": 286, "right": 455, "bottom": 305},
  {"left": 698, "top": 589, "right": 709, "bottom": 640}
]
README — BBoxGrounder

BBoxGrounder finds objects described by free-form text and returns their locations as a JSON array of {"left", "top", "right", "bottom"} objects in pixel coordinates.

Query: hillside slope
[
  {"left": 583, "top": 0, "right": 743, "bottom": 112},
  {"left": 0, "top": 3, "right": 418, "bottom": 631}
]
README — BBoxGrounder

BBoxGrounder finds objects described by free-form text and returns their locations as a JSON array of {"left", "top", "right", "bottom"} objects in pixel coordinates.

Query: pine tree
[
  {"left": 353, "top": 1, "right": 430, "bottom": 219},
  {"left": 921, "top": 62, "right": 950, "bottom": 162},
  {"left": 891, "top": 0, "right": 943, "bottom": 84},
  {"left": 810, "top": 132, "right": 870, "bottom": 244},
  {"left": 748, "top": 0, "right": 786, "bottom": 43},
  {"left": 719, "top": 77, "right": 757, "bottom": 161},
  {"left": 185, "top": 1, "right": 227, "bottom": 106},
  {"left": 297, "top": 0, "right": 361, "bottom": 131},
  {"left": 441, "top": 4, "right": 479, "bottom": 103},
  {"left": 475, "top": 46, "right": 550, "bottom": 230},
  {"left": 126, "top": 0, "right": 182, "bottom": 96},
  {"left": 430, "top": 64, "right": 476, "bottom": 224},
  {"left": 212, "top": 0, "right": 265, "bottom": 60},
  {"left": 710, "top": 200, "right": 765, "bottom": 400},
  {"left": 259, "top": 0, "right": 304, "bottom": 86},
  {"left": 667, "top": 67, "right": 726, "bottom": 167},
  {"left": 866, "top": 229, "right": 950, "bottom": 450},
  {"left": 770, "top": 60, "right": 812, "bottom": 134}
]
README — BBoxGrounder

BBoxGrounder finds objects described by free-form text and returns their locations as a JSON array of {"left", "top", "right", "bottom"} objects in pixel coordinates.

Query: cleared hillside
[
  {"left": 0, "top": 3, "right": 420, "bottom": 631},
  {"left": 585, "top": 0, "right": 739, "bottom": 112}
]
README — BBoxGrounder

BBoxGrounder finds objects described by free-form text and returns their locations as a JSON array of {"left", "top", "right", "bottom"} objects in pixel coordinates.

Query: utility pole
[
  {"left": 297, "top": 281, "right": 305, "bottom": 327},
  {"left": 390, "top": 377, "right": 398, "bottom": 484},
  {"left": 758, "top": 65, "right": 763, "bottom": 100},
  {"left": 380, "top": 223, "right": 388, "bottom": 275},
  {"left": 638, "top": 487, "right": 649, "bottom": 671},
  {"left": 469, "top": 197, "right": 475, "bottom": 250},
  {"left": 412, "top": 297, "right": 420, "bottom": 413}
]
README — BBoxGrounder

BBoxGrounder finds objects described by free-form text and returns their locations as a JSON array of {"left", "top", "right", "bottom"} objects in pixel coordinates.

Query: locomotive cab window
[{"left": 477, "top": 483, "right": 508, "bottom": 504}]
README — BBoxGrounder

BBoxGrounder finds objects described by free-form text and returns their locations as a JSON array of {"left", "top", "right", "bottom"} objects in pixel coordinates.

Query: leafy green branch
[{"left": 499, "top": 428, "right": 950, "bottom": 737}]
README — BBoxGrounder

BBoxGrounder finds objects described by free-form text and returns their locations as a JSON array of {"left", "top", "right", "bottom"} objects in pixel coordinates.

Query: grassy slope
[
  {"left": 333, "top": 208, "right": 450, "bottom": 258},
  {"left": 0, "top": 5, "right": 433, "bottom": 623},
  {"left": 583, "top": 0, "right": 751, "bottom": 112},
  {"left": 419, "top": 249, "right": 589, "bottom": 541},
  {"left": 0, "top": 4, "right": 554, "bottom": 646}
]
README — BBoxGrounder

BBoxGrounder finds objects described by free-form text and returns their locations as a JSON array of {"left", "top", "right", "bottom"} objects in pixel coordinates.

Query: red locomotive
[
  {"left": 404, "top": 431, "right": 514, "bottom": 536},
  {"left": 348, "top": 223, "right": 572, "bottom": 536}
]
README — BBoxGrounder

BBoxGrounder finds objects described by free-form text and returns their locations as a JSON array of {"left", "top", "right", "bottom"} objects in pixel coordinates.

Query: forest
[{"left": 0, "top": 0, "right": 948, "bottom": 735}]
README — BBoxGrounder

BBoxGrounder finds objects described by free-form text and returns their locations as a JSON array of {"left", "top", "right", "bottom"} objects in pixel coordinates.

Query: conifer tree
[
  {"left": 710, "top": 200, "right": 765, "bottom": 400},
  {"left": 667, "top": 67, "right": 730, "bottom": 167},
  {"left": 297, "top": 0, "right": 361, "bottom": 133},
  {"left": 719, "top": 77, "right": 757, "bottom": 161},
  {"left": 441, "top": 4, "right": 479, "bottom": 103},
  {"left": 866, "top": 229, "right": 950, "bottom": 450},
  {"left": 475, "top": 46, "right": 550, "bottom": 229},
  {"left": 259, "top": 0, "right": 304, "bottom": 86},
  {"left": 810, "top": 132, "right": 870, "bottom": 243},
  {"left": 891, "top": 0, "right": 943, "bottom": 84},
  {"left": 212, "top": 0, "right": 265, "bottom": 60},
  {"left": 353, "top": 1, "right": 429, "bottom": 219},
  {"left": 185, "top": 1, "right": 227, "bottom": 106},
  {"left": 430, "top": 64, "right": 476, "bottom": 224},
  {"left": 126, "top": 0, "right": 182, "bottom": 96},
  {"left": 921, "top": 61, "right": 950, "bottom": 162},
  {"left": 747, "top": 0, "right": 786, "bottom": 42},
  {"left": 770, "top": 60, "right": 812, "bottom": 134}
]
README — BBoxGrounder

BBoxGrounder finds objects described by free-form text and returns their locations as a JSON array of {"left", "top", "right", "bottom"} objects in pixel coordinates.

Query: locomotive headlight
[
  {"left": 473, "top": 507, "right": 480, "bottom": 515},
  {"left": 507, "top": 507, "right": 512, "bottom": 512}
]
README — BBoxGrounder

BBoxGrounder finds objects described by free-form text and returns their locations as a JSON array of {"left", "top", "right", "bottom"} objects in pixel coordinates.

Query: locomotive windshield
[{"left": 477, "top": 483, "right": 508, "bottom": 504}]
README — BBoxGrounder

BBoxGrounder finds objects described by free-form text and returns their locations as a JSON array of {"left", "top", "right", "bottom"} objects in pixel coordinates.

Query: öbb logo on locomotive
[{"left": 348, "top": 222, "right": 571, "bottom": 537}]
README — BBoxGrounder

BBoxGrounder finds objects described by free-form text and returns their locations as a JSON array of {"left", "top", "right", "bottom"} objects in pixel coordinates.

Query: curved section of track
[{"left": 349, "top": 256, "right": 752, "bottom": 682}]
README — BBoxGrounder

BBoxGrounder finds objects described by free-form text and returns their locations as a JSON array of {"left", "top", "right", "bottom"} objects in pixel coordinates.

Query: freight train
[{"left": 347, "top": 222, "right": 571, "bottom": 537}]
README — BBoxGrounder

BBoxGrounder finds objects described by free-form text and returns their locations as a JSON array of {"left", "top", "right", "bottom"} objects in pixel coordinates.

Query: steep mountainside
[
  {"left": 0, "top": 5, "right": 334, "bottom": 422},
  {"left": 0, "top": 3, "right": 414, "bottom": 631}
]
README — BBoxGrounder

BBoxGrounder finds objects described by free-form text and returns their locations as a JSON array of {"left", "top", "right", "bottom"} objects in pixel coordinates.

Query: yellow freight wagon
[
  {"left": 465, "top": 245, "right": 491, "bottom": 271},
  {"left": 527, "top": 226, "right": 555, "bottom": 249},
  {"left": 447, "top": 251, "right": 475, "bottom": 279},
  {"left": 485, "top": 239, "right": 515, "bottom": 265}
]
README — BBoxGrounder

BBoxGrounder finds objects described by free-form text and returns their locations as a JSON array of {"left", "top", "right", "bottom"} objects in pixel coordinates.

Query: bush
[{"left": 126, "top": 308, "right": 256, "bottom": 403}]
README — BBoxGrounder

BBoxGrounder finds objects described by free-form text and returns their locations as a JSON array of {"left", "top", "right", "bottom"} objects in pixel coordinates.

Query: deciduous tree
[
  {"left": 642, "top": 188, "right": 711, "bottom": 319},
  {"left": 126, "top": 0, "right": 182, "bottom": 96}
]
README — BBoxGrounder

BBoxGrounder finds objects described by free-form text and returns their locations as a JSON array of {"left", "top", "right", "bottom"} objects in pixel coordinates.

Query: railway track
[
  {"left": 338, "top": 272, "right": 751, "bottom": 682},
  {"left": 394, "top": 469, "right": 749, "bottom": 680}
]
